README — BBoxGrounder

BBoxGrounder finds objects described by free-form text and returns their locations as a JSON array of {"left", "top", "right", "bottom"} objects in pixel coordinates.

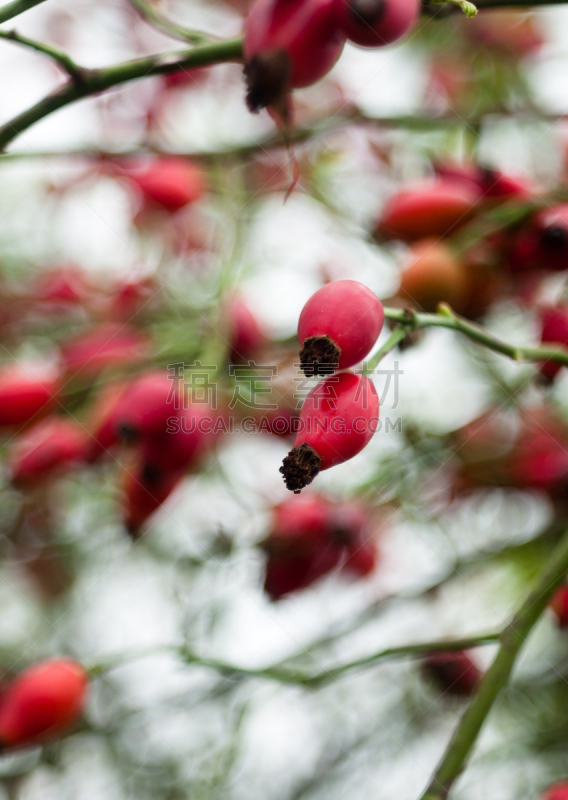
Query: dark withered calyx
[
  {"left": 280, "top": 443, "right": 322, "bottom": 493},
  {"left": 299, "top": 335, "right": 341, "bottom": 377},
  {"left": 244, "top": 49, "right": 291, "bottom": 113},
  {"left": 349, "top": 0, "right": 386, "bottom": 25}
]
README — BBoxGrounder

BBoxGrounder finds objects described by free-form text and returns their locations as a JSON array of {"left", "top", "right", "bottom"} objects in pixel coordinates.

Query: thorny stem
[{"left": 420, "top": 526, "right": 568, "bottom": 800}]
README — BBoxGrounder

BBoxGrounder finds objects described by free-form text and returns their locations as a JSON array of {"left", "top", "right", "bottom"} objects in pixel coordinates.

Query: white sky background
[{"left": 0, "top": 2, "right": 567, "bottom": 799}]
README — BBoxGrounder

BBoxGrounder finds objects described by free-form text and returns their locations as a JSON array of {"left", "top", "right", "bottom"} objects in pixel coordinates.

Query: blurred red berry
[
  {"left": 422, "top": 651, "right": 482, "bottom": 697},
  {"left": 507, "top": 205, "right": 568, "bottom": 274},
  {"left": 113, "top": 370, "right": 181, "bottom": 441},
  {"left": 32, "top": 266, "right": 88, "bottom": 307},
  {"left": 122, "top": 459, "right": 183, "bottom": 536},
  {"left": 227, "top": 297, "right": 267, "bottom": 361},
  {"left": 538, "top": 305, "right": 568, "bottom": 382},
  {"left": 84, "top": 380, "right": 129, "bottom": 462},
  {"left": 376, "top": 180, "right": 480, "bottom": 242},
  {"left": 0, "top": 366, "right": 59, "bottom": 428},
  {"left": 298, "top": 280, "right": 384, "bottom": 376},
  {"left": 9, "top": 418, "right": 87, "bottom": 484},
  {"left": 550, "top": 586, "right": 568, "bottom": 628},
  {"left": 542, "top": 783, "right": 568, "bottom": 800},
  {"left": 262, "top": 494, "right": 378, "bottom": 597},
  {"left": 0, "top": 658, "right": 88, "bottom": 750},
  {"left": 61, "top": 323, "right": 150, "bottom": 379},
  {"left": 334, "top": 0, "right": 419, "bottom": 47},
  {"left": 397, "top": 239, "right": 467, "bottom": 313},
  {"left": 125, "top": 158, "right": 207, "bottom": 213},
  {"left": 141, "top": 402, "right": 218, "bottom": 473}
]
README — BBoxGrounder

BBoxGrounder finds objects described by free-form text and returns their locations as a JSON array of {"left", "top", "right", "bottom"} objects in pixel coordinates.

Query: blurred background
[{"left": 3, "top": 1, "right": 568, "bottom": 798}]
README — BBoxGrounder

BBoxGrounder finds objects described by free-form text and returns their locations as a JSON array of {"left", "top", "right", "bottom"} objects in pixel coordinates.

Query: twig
[
  {"left": 0, "top": 28, "right": 85, "bottom": 81},
  {"left": 87, "top": 632, "right": 499, "bottom": 686},
  {"left": 0, "top": 37, "right": 243, "bottom": 151},
  {"left": 0, "top": 0, "right": 45, "bottom": 24},
  {"left": 127, "top": 0, "right": 212, "bottom": 45},
  {"left": 420, "top": 526, "right": 568, "bottom": 800},
  {"left": 381, "top": 304, "right": 568, "bottom": 370}
]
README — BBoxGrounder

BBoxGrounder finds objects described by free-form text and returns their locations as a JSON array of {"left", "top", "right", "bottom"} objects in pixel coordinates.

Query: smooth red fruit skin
[
  {"left": 244, "top": 0, "right": 346, "bottom": 110},
  {"left": 9, "top": 418, "right": 87, "bottom": 484},
  {"left": 543, "top": 784, "right": 568, "bottom": 800},
  {"left": 126, "top": 158, "right": 207, "bottom": 213},
  {"left": 550, "top": 586, "right": 568, "bottom": 628},
  {"left": 0, "top": 658, "right": 88, "bottom": 750},
  {"left": 296, "top": 373, "right": 378, "bottom": 468},
  {"left": 228, "top": 298, "right": 266, "bottom": 361},
  {"left": 334, "top": 0, "right": 419, "bottom": 47},
  {"left": 0, "top": 367, "right": 59, "bottom": 428},
  {"left": 376, "top": 180, "right": 480, "bottom": 242},
  {"left": 298, "top": 281, "right": 384, "bottom": 376},
  {"left": 281, "top": 373, "right": 379, "bottom": 492},
  {"left": 422, "top": 651, "right": 481, "bottom": 697},
  {"left": 538, "top": 305, "right": 568, "bottom": 382},
  {"left": 61, "top": 323, "right": 149, "bottom": 379},
  {"left": 122, "top": 462, "right": 183, "bottom": 536}
]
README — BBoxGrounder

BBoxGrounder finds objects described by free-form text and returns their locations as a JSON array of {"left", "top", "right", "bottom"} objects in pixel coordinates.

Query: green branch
[
  {"left": 0, "top": 0, "right": 46, "bottom": 24},
  {"left": 88, "top": 632, "right": 499, "bottom": 686},
  {"left": 420, "top": 527, "right": 568, "bottom": 800},
  {"left": 127, "top": 0, "right": 212, "bottom": 45},
  {"left": 0, "top": 28, "right": 83, "bottom": 79},
  {"left": 380, "top": 304, "right": 568, "bottom": 370},
  {"left": 0, "top": 37, "right": 243, "bottom": 151}
]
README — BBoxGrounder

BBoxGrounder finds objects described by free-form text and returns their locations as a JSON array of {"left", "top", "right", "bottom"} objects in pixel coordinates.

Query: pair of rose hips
[
  {"left": 244, "top": 0, "right": 419, "bottom": 112},
  {"left": 0, "top": 658, "right": 88, "bottom": 751},
  {"left": 280, "top": 280, "right": 384, "bottom": 493}
]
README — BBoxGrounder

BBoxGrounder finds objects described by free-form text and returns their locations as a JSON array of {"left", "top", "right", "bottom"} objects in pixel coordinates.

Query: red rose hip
[
  {"left": 298, "top": 280, "right": 384, "bottom": 376},
  {"left": 0, "top": 366, "right": 59, "bottom": 428},
  {"left": 0, "top": 658, "right": 88, "bottom": 749},
  {"left": 422, "top": 650, "right": 481, "bottom": 697},
  {"left": 244, "top": 0, "right": 346, "bottom": 112},
  {"left": 542, "top": 783, "right": 568, "bottom": 800},
  {"left": 9, "top": 418, "right": 87, "bottom": 484},
  {"left": 280, "top": 372, "right": 379, "bottom": 492},
  {"left": 376, "top": 180, "right": 480, "bottom": 242},
  {"left": 334, "top": 0, "right": 419, "bottom": 48}
]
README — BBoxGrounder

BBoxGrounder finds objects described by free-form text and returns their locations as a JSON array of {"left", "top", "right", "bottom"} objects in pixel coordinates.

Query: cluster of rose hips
[
  {"left": 244, "top": 0, "right": 419, "bottom": 115},
  {"left": 374, "top": 163, "right": 568, "bottom": 383}
]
